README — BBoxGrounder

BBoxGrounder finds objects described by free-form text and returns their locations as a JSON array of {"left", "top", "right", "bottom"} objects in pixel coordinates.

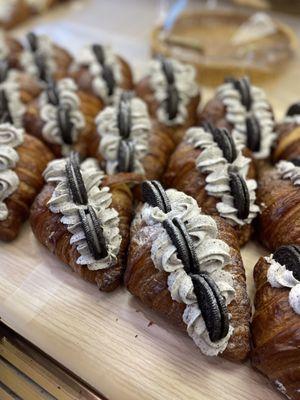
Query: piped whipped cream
[
  {"left": 140, "top": 188, "right": 235, "bottom": 356},
  {"left": 0, "top": 78, "right": 26, "bottom": 128},
  {"left": 0, "top": 0, "right": 17, "bottom": 22},
  {"left": 75, "top": 45, "right": 122, "bottom": 104},
  {"left": 216, "top": 81, "right": 276, "bottom": 159},
  {"left": 185, "top": 126, "right": 259, "bottom": 226},
  {"left": 96, "top": 96, "right": 150, "bottom": 175},
  {"left": 0, "top": 123, "right": 24, "bottom": 221},
  {"left": 40, "top": 78, "right": 85, "bottom": 154},
  {"left": 266, "top": 254, "right": 300, "bottom": 315},
  {"left": 44, "top": 157, "right": 121, "bottom": 270},
  {"left": 277, "top": 160, "right": 300, "bottom": 186},
  {"left": 148, "top": 58, "right": 198, "bottom": 126},
  {"left": 284, "top": 114, "right": 300, "bottom": 125}
]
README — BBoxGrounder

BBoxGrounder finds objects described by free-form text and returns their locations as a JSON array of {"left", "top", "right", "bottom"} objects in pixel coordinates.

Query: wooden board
[{"left": 1, "top": 1, "right": 300, "bottom": 399}]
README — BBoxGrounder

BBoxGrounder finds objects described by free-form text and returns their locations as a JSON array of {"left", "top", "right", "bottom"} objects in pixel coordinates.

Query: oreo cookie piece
[
  {"left": 0, "top": 89, "right": 12, "bottom": 124},
  {"left": 273, "top": 245, "right": 300, "bottom": 281},
  {"left": 212, "top": 128, "right": 237, "bottom": 163},
  {"left": 245, "top": 116, "right": 261, "bottom": 152},
  {"left": 141, "top": 180, "right": 171, "bottom": 213},
  {"left": 34, "top": 52, "right": 48, "bottom": 82},
  {"left": 161, "top": 58, "right": 175, "bottom": 85},
  {"left": 27, "top": 32, "right": 38, "bottom": 52},
  {"left": 117, "top": 92, "right": 132, "bottom": 139},
  {"left": 57, "top": 106, "right": 74, "bottom": 145},
  {"left": 201, "top": 121, "right": 215, "bottom": 135},
  {"left": 160, "top": 58, "right": 179, "bottom": 120},
  {"left": 65, "top": 152, "right": 88, "bottom": 205},
  {"left": 0, "top": 60, "right": 8, "bottom": 83},
  {"left": 78, "top": 206, "right": 108, "bottom": 260},
  {"left": 233, "top": 77, "right": 252, "bottom": 111},
  {"left": 286, "top": 102, "right": 300, "bottom": 117},
  {"left": 229, "top": 172, "right": 250, "bottom": 220},
  {"left": 46, "top": 79, "right": 59, "bottom": 106},
  {"left": 92, "top": 44, "right": 105, "bottom": 65},
  {"left": 92, "top": 44, "right": 115, "bottom": 96},
  {"left": 290, "top": 157, "right": 300, "bottom": 167},
  {"left": 191, "top": 273, "right": 229, "bottom": 342},
  {"left": 117, "top": 140, "right": 135, "bottom": 172}
]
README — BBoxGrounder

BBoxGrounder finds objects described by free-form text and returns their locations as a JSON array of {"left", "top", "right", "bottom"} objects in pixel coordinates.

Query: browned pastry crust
[
  {"left": 13, "top": 71, "right": 42, "bottom": 104},
  {"left": 30, "top": 174, "right": 135, "bottom": 292},
  {"left": 0, "top": 133, "right": 53, "bottom": 242},
  {"left": 252, "top": 256, "right": 300, "bottom": 400},
  {"left": 3, "top": 35, "right": 24, "bottom": 68},
  {"left": 135, "top": 76, "right": 200, "bottom": 144},
  {"left": 199, "top": 97, "right": 233, "bottom": 131},
  {"left": 257, "top": 165, "right": 300, "bottom": 251},
  {"left": 125, "top": 212, "right": 251, "bottom": 362},
  {"left": 163, "top": 140, "right": 256, "bottom": 246},
  {"left": 0, "top": 0, "right": 31, "bottom": 29},
  {"left": 273, "top": 122, "right": 300, "bottom": 162},
  {"left": 23, "top": 91, "right": 103, "bottom": 158}
]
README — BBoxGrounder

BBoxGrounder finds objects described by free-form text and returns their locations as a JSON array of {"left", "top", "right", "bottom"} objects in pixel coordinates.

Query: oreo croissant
[
  {"left": 257, "top": 160, "right": 300, "bottom": 251},
  {"left": 252, "top": 247, "right": 300, "bottom": 400},
  {"left": 0, "top": 33, "right": 23, "bottom": 68},
  {"left": 199, "top": 77, "right": 276, "bottom": 160},
  {"left": 30, "top": 154, "right": 133, "bottom": 292},
  {"left": 70, "top": 44, "right": 133, "bottom": 105},
  {"left": 23, "top": 77, "right": 103, "bottom": 158},
  {"left": 164, "top": 124, "right": 259, "bottom": 246},
  {"left": 135, "top": 57, "right": 200, "bottom": 145},
  {"left": 0, "top": 1, "right": 31, "bottom": 29},
  {"left": 0, "top": 122, "right": 53, "bottom": 241},
  {"left": 125, "top": 181, "right": 251, "bottom": 361}
]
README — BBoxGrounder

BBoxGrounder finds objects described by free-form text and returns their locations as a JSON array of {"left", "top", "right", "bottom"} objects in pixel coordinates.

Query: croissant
[
  {"left": 199, "top": 77, "right": 276, "bottom": 160},
  {"left": 0, "top": 124, "right": 53, "bottom": 241},
  {"left": 70, "top": 44, "right": 134, "bottom": 105},
  {"left": 135, "top": 57, "right": 200, "bottom": 144},
  {"left": 30, "top": 155, "right": 136, "bottom": 292},
  {"left": 23, "top": 77, "right": 103, "bottom": 158},
  {"left": 0, "top": 33, "right": 23, "bottom": 68},
  {"left": 252, "top": 249, "right": 300, "bottom": 400},
  {"left": 257, "top": 160, "right": 300, "bottom": 251},
  {"left": 0, "top": 0, "right": 31, "bottom": 29},
  {"left": 164, "top": 124, "right": 258, "bottom": 246},
  {"left": 125, "top": 182, "right": 251, "bottom": 362}
]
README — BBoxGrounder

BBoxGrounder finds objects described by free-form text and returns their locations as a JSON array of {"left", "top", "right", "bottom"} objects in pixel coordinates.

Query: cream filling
[
  {"left": 148, "top": 58, "right": 198, "bottom": 126},
  {"left": 0, "top": 0, "right": 17, "bottom": 22},
  {"left": 277, "top": 160, "right": 300, "bottom": 186},
  {"left": 40, "top": 78, "right": 85, "bottom": 155},
  {"left": 0, "top": 78, "right": 26, "bottom": 128},
  {"left": 216, "top": 82, "right": 276, "bottom": 159},
  {"left": 186, "top": 126, "right": 259, "bottom": 226},
  {"left": 44, "top": 157, "right": 121, "bottom": 270},
  {"left": 20, "top": 34, "right": 56, "bottom": 78},
  {"left": 96, "top": 97, "right": 150, "bottom": 175},
  {"left": 75, "top": 45, "right": 122, "bottom": 104},
  {"left": 266, "top": 255, "right": 300, "bottom": 315},
  {"left": 140, "top": 188, "right": 235, "bottom": 356},
  {"left": 0, "top": 123, "right": 24, "bottom": 221}
]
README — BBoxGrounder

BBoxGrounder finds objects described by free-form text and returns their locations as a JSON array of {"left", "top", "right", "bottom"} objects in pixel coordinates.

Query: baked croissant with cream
[
  {"left": 164, "top": 123, "right": 259, "bottom": 246},
  {"left": 125, "top": 181, "right": 251, "bottom": 361},
  {"left": 0, "top": 32, "right": 23, "bottom": 68},
  {"left": 135, "top": 57, "right": 200, "bottom": 145},
  {"left": 70, "top": 44, "right": 133, "bottom": 105},
  {"left": 30, "top": 153, "right": 134, "bottom": 291},
  {"left": 0, "top": 0, "right": 31, "bottom": 29},
  {"left": 252, "top": 246, "right": 300, "bottom": 400},
  {"left": 257, "top": 160, "right": 300, "bottom": 251},
  {"left": 0, "top": 121, "right": 53, "bottom": 241},
  {"left": 199, "top": 77, "right": 276, "bottom": 160},
  {"left": 23, "top": 77, "right": 103, "bottom": 157},
  {"left": 92, "top": 92, "right": 175, "bottom": 180}
]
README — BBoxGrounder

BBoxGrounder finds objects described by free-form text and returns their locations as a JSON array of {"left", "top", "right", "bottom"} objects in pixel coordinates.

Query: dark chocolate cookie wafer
[
  {"left": 0, "top": 61, "right": 8, "bottom": 83},
  {"left": 233, "top": 77, "right": 252, "bottom": 111},
  {"left": 212, "top": 128, "right": 237, "bottom": 163},
  {"left": 290, "top": 158, "right": 300, "bottom": 167},
  {"left": 273, "top": 245, "right": 300, "bottom": 281},
  {"left": 34, "top": 53, "right": 48, "bottom": 82},
  {"left": 46, "top": 79, "right": 60, "bottom": 106},
  {"left": 117, "top": 92, "right": 132, "bottom": 139},
  {"left": 0, "top": 89, "right": 12, "bottom": 124},
  {"left": 141, "top": 180, "right": 171, "bottom": 213},
  {"left": 286, "top": 102, "right": 300, "bottom": 117},
  {"left": 246, "top": 116, "right": 261, "bottom": 152},
  {"left": 201, "top": 121, "right": 215, "bottom": 135},
  {"left": 57, "top": 106, "right": 74, "bottom": 145},
  {"left": 92, "top": 44, "right": 115, "bottom": 97},
  {"left": 160, "top": 58, "right": 179, "bottom": 120},
  {"left": 65, "top": 152, "right": 88, "bottom": 205},
  {"left": 229, "top": 171, "right": 250, "bottom": 220},
  {"left": 117, "top": 140, "right": 135, "bottom": 172},
  {"left": 27, "top": 32, "right": 38, "bottom": 52}
]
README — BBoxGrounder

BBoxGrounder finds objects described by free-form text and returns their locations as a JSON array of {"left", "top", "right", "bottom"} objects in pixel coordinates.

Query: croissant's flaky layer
[
  {"left": 273, "top": 122, "right": 300, "bottom": 162},
  {"left": 16, "top": 72, "right": 42, "bottom": 104},
  {"left": 163, "top": 141, "right": 255, "bottom": 246},
  {"left": 23, "top": 90, "right": 103, "bottom": 157},
  {"left": 199, "top": 97, "right": 233, "bottom": 131},
  {"left": 0, "top": 134, "right": 54, "bottom": 242},
  {"left": 125, "top": 212, "right": 251, "bottom": 361},
  {"left": 135, "top": 77, "right": 200, "bottom": 144},
  {"left": 0, "top": 0, "right": 31, "bottom": 29},
  {"left": 257, "top": 166, "right": 300, "bottom": 251},
  {"left": 252, "top": 257, "right": 300, "bottom": 400},
  {"left": 30, "top": 175, "right": 133, "bottom": 291}
]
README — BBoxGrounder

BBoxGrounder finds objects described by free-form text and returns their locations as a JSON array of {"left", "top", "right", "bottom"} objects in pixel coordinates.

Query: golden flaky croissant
[
  {"left": 135, "top": 57, "right": 200, "bottom": 144},
  {"left": 0, "top": 1, "right": 31, "bottom": 29},
  {"left": 30, "top": 155, "right": 137, "bottom": 292},
  {"left": 0, "top": 124, "right": 53, "bottom": 242},
  {"left": 164, "top": 125, "right": 258, "bottom": 246},
  {"left": 125, "top": 182, "right": 251, "bottom": 361},
  {"left": 252, "top": 250, "right": 300, "bottom": 400},
  {"left": 24, "top": 77, "right": 103, "bottom": 158}
]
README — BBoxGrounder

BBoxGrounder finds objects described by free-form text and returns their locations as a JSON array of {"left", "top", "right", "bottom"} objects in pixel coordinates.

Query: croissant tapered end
[{"left": 273, "top": 121, "right": 300, "bottom": 163}]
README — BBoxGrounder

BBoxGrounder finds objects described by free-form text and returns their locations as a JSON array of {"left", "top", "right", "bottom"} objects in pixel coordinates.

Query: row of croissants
[{"left": 0, "top": 30, "right": 299, "bottom": 400}]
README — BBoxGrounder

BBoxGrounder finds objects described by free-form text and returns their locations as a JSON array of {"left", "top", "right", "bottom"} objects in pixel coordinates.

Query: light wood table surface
[{"left": 1, "top": 1, "right": 300, "bottom": 399}]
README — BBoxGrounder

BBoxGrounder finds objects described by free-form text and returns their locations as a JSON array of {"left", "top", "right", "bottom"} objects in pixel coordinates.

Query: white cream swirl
[
  {"left": 0, "top": 79, "right": 26, "bottom": 128},
  {"left": 44, "top": 157, "right": 121, "bottom": 270},
  {"left": 0, "top": 0, "right": 17, "bottom": 22},
  {"left": 148, "top": 58, "right": 198, "bottom": 126},
  {"left": 40, "top": 78, "right": 85, "bottom": 154},
  {"left": 185, "top": 126, "right": 259, "bottom": 226},
  {"left": 277, "top": 160, "right": 300, "bottom": 186},
  {"left": 216, "top": 81, "right": 276, "bottom": 159},
  {"left": 266, "top": 254, "right": 300, "bottom": 315},
  {"left": 0, "top": 123, "right": 24, "bottom": 221},
  {"left": 75, "top": 45, "right": 122, "bottom": 104},
  {"left": 140, "top": 188, "right": 235, "bottom": 356},
  {"left": 96, "top": 96, "right": 150, "bottom": 175}
]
